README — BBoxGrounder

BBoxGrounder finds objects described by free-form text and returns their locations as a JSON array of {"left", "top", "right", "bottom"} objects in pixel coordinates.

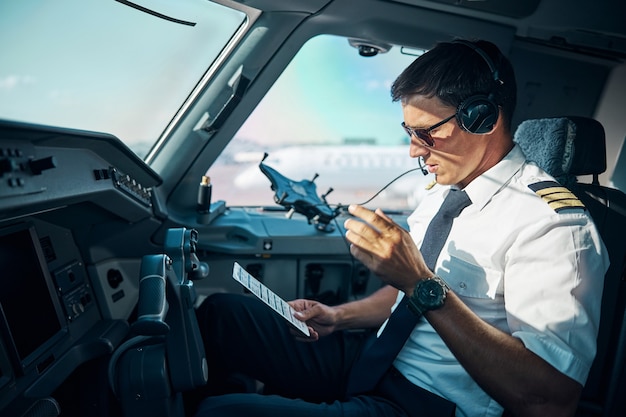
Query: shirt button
[{"left": 459, "top": 282, "right": 467, "bottom": 289}]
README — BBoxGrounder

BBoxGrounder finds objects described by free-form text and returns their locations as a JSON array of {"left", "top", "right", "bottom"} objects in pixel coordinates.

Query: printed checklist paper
[{"left": 232, "top": 262, "right": 310, "bottom": 336}]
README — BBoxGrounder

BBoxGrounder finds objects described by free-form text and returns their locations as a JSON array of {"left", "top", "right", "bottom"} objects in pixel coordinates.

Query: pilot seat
[{"left": 513, "top": 116, "right": 626, "bottom": 417}]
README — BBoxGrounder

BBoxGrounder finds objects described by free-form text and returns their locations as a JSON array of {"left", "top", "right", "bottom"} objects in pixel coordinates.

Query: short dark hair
[{"left": 390, "top": 39, "right": 517, "bottom": 131}]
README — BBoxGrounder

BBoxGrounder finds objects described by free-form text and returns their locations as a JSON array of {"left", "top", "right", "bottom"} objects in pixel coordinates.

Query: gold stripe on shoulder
[
  {"left": 528, "top": 181, "right": 585, "bottom": 213},
  {"left": 547, "top": 199, "right": 586, "bottom": 211},
  {"left": 534, "top": 186, "right": 570, "bottom": 197}
]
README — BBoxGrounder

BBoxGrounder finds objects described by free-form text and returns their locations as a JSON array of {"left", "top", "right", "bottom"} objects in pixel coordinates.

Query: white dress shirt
[{"left": 391, "top": 145, "right": 609, "bottom": 417}]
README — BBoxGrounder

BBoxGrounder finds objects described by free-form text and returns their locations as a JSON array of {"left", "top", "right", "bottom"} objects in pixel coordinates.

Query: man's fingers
[
  {"left": 348, "top": 204, "right": 378, "bottom": 223},
  {"left": 343, "top": 206, "right": 384, "bottom": 243},
  {"left": 292, "top": 302, "right": 319, "bottom": 321},
  {"left": 293, "top": 309, "right": 311, "bottom": 321},
  {"left": 375, "top": 207, "right": 394, "bottom": 223},
  {"left": 348, "top": 204, "right": 396, "bottom": 234},
  {"left": 344, "top": 220, "right": 378, "bottom": 249}
]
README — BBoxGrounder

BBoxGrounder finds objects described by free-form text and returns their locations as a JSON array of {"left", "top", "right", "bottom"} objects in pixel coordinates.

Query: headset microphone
[{"left": 418, "top": 157, "right": 428, "bottom": 175}]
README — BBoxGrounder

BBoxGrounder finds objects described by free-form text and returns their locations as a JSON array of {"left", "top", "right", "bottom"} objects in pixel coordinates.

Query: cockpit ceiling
[
  {"left": 236, "top": 0, "right": 626, "bottom": 60},
  {"left": 392, "top": 0, "right": 626, "bottom": 59},
  {"left": 414, "top": 0, "right": 542, "bottom": 18}
]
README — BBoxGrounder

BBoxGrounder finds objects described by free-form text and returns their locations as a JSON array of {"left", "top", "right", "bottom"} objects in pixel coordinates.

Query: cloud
[
  {"left": 364, "top": 77, "right": 396, "bottom": 92},
  {"left": 0, "top": 75, "right": 36, "bottom": 90},
  {"left": 365, "top": 79, "right": 384, "bottom": 91}
]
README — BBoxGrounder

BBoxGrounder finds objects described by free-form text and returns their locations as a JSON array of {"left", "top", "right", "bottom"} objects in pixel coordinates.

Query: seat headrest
[{"left": 513, "top": 116, "right": 607, "bottom": 185}]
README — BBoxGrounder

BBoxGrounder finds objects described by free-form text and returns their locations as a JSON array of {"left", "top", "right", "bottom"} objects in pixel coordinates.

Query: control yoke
[{"left": 110, "top": 228, "right": 209, "bottom": 417}]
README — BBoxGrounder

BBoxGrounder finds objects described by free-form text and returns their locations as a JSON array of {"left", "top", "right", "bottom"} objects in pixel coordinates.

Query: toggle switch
[{"left": 28, "top": 156, "right": 57, "bottom": 175}]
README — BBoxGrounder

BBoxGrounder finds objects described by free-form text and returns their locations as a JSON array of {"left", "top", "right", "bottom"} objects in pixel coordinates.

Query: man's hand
[
  {"left": 344, "top": 204, "right": 432, "bottom": 295},
  {"left": 289, "top": 299, "right": 339, "bottom": 342}
]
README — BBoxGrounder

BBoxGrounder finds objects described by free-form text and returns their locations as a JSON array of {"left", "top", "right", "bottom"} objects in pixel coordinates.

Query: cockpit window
[
  {"left": 208, "top": 35, "right": 435, "bottom": 211},
  {"left": 0, "top": 0, "right": 246, "bottom": 158}
]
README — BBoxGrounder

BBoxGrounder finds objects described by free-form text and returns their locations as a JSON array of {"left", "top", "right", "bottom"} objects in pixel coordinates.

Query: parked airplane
[{"left": 0, "top": 1, "right": 624, "bottom": 417}]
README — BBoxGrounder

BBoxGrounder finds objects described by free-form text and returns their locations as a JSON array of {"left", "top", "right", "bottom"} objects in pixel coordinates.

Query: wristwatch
[{"left": 407, "top": 275, "right": 450, "bottom": 317}]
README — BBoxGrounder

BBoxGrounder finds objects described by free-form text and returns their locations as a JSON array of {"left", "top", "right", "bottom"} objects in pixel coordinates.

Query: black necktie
[{"left": 346, "top": 188, "right": 472, "bottom": 396}]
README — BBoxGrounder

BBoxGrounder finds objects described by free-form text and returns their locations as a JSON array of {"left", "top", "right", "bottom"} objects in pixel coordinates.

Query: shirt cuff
[{"left": 512, "top": 330, "right": 592, "bottom": 385}]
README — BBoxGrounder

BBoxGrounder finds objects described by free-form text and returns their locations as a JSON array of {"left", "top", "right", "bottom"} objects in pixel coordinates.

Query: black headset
[{"left": 452, "top": 40, "right": 503, "bottom": 134}]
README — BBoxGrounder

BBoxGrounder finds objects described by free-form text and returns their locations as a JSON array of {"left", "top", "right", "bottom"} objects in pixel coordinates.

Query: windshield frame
[{"left": 146, "top": 0, "right": 261, "bottom": 163}]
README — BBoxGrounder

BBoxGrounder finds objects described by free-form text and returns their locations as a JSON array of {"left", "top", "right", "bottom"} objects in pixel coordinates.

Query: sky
[
  {"left": 0, "top": 1, "right": 419, "bottom": 156},
  {"left": 237, "top": 35, "right": 420, "bottom": 147},
  {"left": 0, "top": 0, "right": 244, "bottom": 155}
]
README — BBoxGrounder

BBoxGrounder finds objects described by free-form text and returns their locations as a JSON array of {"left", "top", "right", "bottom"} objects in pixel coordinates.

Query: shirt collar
[{"left": 461, "top": 144, "right": 526, "bottom": 212}]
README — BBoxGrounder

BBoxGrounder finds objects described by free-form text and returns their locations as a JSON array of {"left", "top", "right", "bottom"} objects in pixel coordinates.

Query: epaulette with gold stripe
[
  {"left": 425, "top": 179, "right": 437, "bottom": 190},
  {"left": 528, "top": 181, "right": 585, "bottom": 212}
]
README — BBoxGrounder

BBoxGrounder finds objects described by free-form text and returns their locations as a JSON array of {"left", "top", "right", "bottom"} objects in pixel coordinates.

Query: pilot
[{"left": 192, "top": 39, "right": 608, "bottom": 417}]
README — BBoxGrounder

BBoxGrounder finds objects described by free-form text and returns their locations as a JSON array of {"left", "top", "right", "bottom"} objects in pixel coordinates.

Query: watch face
[{"left": 416, "top": 279, "right": 445, "bottom": 309}]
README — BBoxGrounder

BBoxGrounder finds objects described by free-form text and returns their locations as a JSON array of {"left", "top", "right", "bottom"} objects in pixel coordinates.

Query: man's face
[{"left": 402, "top": 94, "right": 497, "bottom": 189}]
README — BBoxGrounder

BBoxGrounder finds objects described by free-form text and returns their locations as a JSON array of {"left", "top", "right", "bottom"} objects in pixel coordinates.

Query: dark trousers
[{"left": 192, "top": 293, "right": 455, "bottom": 417}]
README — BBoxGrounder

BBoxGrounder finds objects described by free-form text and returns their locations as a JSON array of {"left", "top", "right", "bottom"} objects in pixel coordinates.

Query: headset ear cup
[{"left": 456, "top": 95, "right": 499, "bottom": 134}]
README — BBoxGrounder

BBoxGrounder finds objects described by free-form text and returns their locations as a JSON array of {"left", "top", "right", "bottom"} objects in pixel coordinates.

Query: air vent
[{"left": 39, "top": 236, "right": 57, "bottom": 263}]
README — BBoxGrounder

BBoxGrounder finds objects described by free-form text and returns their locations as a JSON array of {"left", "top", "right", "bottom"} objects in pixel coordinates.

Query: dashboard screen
[{"left": 0, "top": 224, "right": 64, "bottom": 368}]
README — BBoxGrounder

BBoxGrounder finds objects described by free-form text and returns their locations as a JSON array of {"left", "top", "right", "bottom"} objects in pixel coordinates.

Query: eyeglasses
[{"left": 401, "top": 114, "right": 456, "bottom": 147}]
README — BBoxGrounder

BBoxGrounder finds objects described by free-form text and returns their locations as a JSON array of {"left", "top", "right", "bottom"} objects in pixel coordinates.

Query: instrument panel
[{"left": 0, "top": 120, "right": 160, "bottom": 416}]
